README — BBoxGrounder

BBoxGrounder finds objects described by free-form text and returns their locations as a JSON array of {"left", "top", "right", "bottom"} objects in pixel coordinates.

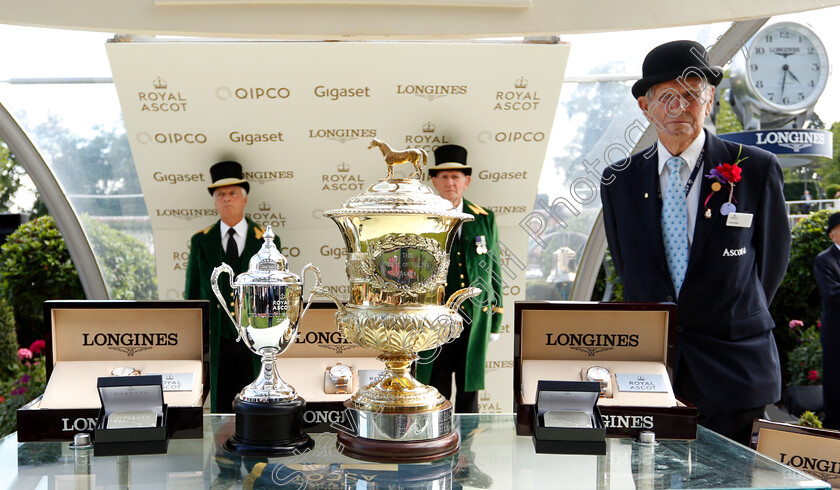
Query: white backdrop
[{"left": 107, "top": 41, "right": 569, "bottom": 412}]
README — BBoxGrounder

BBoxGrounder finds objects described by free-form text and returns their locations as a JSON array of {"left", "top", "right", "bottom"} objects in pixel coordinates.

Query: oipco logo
[
  {"left": 322, "top": 162, "right": 365, "bottom": 191},
  {"left": 493, "top": 76, "right": 542, "bottom": 111},
  {"left": 137, "top": 132, "right": 207, "bottom": 145},
  {"left": 477, "top": 130, "right": 546, "bottom": 143},
  {"left": 402, "top": 121, "right": 452, "bottom": 152},
  {"left": 216, "top": 86, "right": 291, "bottom": 101},
  {"left": 138, "top": 76, "right": 188, "bottom": 112}
]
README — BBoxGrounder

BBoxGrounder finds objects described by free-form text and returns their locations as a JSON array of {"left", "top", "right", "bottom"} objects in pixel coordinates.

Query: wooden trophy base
[
  {"left": 224, "top": 396, "right": 314, "bottom": 458},
  {"left": 336, "top": 429, "right": 460, "bottom": 463}
]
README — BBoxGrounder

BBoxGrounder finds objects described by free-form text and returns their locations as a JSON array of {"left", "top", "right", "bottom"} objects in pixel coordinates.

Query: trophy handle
[
  {"left": 300, "top": 263, "right": 322, "bottom": 319},
  {"left": 211, "top": 263, "right": 242, "bottom": 342},
  {"left": 445, "top": 286, "right": 482, "bottom": 311},
  {"left": 311, "top": 286, "right": 347, "bottom": 315}
]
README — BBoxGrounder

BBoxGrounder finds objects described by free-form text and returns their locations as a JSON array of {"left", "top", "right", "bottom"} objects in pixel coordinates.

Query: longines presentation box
[
  {"left": 94, "top": 375, "right": 169, "bottom": 456},
  {"left": 514, "top": 301, "right": 698, "bottom": 440},
  {"left": 277, "top": 302, "right": 382, "bottom": 434},
  {"left": 751, "top": 419, "right": 840, "bottom": 487},
  {"left": 532, "top": 380, "right": 606, "bottom": 455},
  {"left": 17, "top": 300, "right": 208, "bottom": 442}
]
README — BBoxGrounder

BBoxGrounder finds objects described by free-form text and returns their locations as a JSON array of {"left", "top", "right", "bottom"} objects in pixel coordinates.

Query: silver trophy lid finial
[
  {"left": 248, "top": 225, "right": 287, "bottom": 273},
  {"left": 263, "top": 225, "right": 275, "bottom": 243}
]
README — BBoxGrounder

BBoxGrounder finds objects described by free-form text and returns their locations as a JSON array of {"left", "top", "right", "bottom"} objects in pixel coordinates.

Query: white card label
[
  {"left": 615, "top": 374, "right": 668, "bottom": 393},
  {"left": 148, "top": 373, "right": 194, "bottom": 392},
  {"left": 726, "top": 212, "right": 753, "bottom": 228}
]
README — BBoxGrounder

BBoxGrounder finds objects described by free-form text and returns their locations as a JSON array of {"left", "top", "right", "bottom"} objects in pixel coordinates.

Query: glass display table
[{"left": 0, "top": 414, "right": 828, "bottom": 489}]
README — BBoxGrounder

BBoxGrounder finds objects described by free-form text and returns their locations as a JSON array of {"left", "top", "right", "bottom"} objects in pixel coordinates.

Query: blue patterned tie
[{"left": 662, "top": 156, "right": 688, "bottom": 296}]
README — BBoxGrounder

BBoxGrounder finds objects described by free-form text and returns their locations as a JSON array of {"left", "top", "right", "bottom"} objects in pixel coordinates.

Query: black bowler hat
[
  {"left": 207, "top": 160, "right": 249, "bottom": 196},
  {"left": 631, "top": 40, "right": 724, "bottom": 99},
  {"left": 429, "top": 144, "right": 472, "bottom": 177},
  {"left": 828, "top": 212, "right": 840, "bottom": 234}
]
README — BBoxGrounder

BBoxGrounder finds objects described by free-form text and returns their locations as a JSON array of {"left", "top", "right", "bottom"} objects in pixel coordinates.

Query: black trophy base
[{"left": 224, "top": 396, "right": 314, "bottom": 458}]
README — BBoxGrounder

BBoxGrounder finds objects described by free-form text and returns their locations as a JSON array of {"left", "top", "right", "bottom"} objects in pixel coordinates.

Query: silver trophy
[{"left": 211, "top": 226, "right": 320, "bottom": 403}]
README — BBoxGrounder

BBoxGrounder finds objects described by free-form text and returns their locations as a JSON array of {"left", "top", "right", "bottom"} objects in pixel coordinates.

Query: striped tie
[{"left": 662, "top": 156, "right": 688, "bottom": 296}]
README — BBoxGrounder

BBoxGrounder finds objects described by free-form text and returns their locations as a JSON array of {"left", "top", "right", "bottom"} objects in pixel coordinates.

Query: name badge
[
  {"left": 726, "top": 212, "right": 753, "bottom": 228},
  {"left": 615, "top": 374, "right": 668, "bottom": 393}
]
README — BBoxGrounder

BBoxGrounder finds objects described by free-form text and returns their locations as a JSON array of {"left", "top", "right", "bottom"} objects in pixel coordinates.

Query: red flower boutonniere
[{"left": 703, "top": 145, "right": 748, "bottom": 218}]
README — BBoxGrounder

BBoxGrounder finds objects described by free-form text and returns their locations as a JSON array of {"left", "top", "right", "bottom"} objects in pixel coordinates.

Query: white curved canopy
[{"left": 0, "top": 0, "right": 837, "bottom": 38}]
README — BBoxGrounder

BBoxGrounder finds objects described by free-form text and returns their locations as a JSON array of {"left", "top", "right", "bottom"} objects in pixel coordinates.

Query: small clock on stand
[{"left": 729, "top": 21, "right": 829, "bottom": 130}]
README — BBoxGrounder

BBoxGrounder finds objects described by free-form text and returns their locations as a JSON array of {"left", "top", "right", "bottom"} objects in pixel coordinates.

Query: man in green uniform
[
  {"left": 185, "top": 160, "right": 281, "bottom": 413},
  {"left": 416, "top": 144, "right": 503, "bottom": 413}
]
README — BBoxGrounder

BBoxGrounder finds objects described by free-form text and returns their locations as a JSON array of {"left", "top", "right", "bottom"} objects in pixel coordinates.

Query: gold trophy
[{"left": 313, "top": 139, "right": 480, "bottom": 462}]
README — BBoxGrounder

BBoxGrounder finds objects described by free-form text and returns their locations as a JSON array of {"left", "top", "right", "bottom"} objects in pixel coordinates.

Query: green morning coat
[
  {"left": 184, "top": 219, "right": 281, "bottom": 412},
  {"left": 415, "top": 199, "right": 503, "bottom": 392}
]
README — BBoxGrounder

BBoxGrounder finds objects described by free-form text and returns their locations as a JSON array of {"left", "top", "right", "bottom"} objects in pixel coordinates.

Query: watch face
[
  {"left": 745, "top": 22, "right": 829, "bottom": 112},
  {"left": 586, "top": 366, "right": 610, "bottom": 383},
  {"left": 111, "top": 367, "right": 139, "bottom": 377},
  {"left": 331, "top": 365, "right": 352, "bottom": 378}
]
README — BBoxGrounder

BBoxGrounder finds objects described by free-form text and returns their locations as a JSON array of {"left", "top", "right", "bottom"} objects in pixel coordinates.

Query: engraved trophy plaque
[
  {"left": 211, "top": 226, "right": 321, "bottom": 457},
  {"left": 314, "top": 139, "right": 481, "bottom": 462}
]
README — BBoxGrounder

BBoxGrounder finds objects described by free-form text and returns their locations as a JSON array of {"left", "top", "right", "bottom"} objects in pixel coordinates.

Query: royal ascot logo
[
  {"left": 478, "top": 390, "right": 503, "bottom": 413},
  {"left": 308, "top": 128, "right": 377, "bottom": 144},
  {"left": 137, "top": 132, "right": 207, "bottom": 145},
  {"left": 245, "top": 202, "right": 288, "bottom": 229},
  {"left": 138, "top": 77, "right": 188, "bottom": 112},
  {"left": 152, "top": 171, "right": 207, "bottom": 185},
  {"left": 229, "top": 131, "right": 285, "bottom": 146},
  {"left": 313, "top": 85, "right": 372, "bottom": 100},
  {"left": 322, "top": 162, "right": 365, "bottom": 191},
  {"left": 395, "top": 83, "right": 468, "bottom": 101},
  {"left": 477, "top": 130, "right": 546, "bottom": 144},
  {"left": 242, "top": 170, "right": 295, "bottom": 184},
  {"left": 493, "top": 76, "right": 542, "bottom": 111},
  {"left": 403, "top": 121, "right": 452, "bottom": 152},
  {"left": 172, "top": 241, "right": 190, "bottom": 271},
  {"left": 295, "top": 330, "right": 357, "bottom": 354},
  {"left": 755, "top": 130, "right": 825, "bottom": 152},
  {"left": 215, "top": 86, "right": 291, "bottom": 101},
  {"left": 487, "top": 205, "right": 528, "bottom": 216},
  {"left": 545, "top": 332, "right": 640, "bottom": 356},
  {"left": 82, "top": 332, "right": 178, "bottom": 356},
  {"left": 155, "top": 208, "right": 217, "bottom": 221}
]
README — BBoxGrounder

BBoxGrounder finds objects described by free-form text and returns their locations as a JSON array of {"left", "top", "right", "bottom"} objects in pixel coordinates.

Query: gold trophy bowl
[{"left": 313, "top": 139, "right": 481, "bottom": 462}]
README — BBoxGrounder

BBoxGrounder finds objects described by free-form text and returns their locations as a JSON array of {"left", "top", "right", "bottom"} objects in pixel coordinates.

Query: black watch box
[
  {"left": 532, "top": 380, "right": 606, "bottom": 455},
  {"left": 94, "top": 375, "right": 169, "bottom": 456}
]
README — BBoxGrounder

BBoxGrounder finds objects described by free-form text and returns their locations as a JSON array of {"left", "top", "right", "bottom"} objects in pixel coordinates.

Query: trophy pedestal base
[
  {"left": 337, "top": 430, "right": 459, "bottom": 463},
  {"left": 335, "top": 399, "right": 459, "bottom": 463},
  {"left": 224, "top": 396, "right": 314, "bottom": 458}
]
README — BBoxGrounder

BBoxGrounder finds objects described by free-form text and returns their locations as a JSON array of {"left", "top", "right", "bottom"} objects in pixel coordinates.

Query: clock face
[{"left": 746, "top": 22, "right": 829, "bottom": 112}]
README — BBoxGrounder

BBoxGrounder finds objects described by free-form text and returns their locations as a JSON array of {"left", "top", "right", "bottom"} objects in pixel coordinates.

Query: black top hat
[
  {"left": 828, "top": 212, "right": 840, "bottom": 235},
  {"left": 631, "top": 40, "right": 724, "bottom": 99},
  {"left": 207, "top": 160, "right": 250, "bottom": 196},
  {"left": 429, "top": 144, "right": 472, "bottom": 177}
]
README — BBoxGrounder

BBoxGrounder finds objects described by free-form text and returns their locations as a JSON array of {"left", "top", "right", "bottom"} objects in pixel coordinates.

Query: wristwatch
[
  {"left": 327, "top": 363, "right": 353, "bottom": 394},
  {"left": 584, "top": 366, "right": 611, "bottom": 398},
  {"left": 111, "top": 366, "right": 141, "bottom": 377}
]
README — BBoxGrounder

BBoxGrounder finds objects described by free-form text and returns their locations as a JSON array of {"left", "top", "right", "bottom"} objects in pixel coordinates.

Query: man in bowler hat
[
  {"left": 600, "top": 40, "right": 791, "bottom": 444},
  {"left": 416, "top": 144, "right": 503, "bottom": 413},
  {"left": 814, "top": 212, "right": 840, "bottom": 429},
  {"left": 185, "top": 160, "right": 281, "bottom": 413}
]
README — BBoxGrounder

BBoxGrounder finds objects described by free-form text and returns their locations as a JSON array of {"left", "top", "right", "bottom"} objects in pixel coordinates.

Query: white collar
[
  {"left": 220, "top": 218, "right": 247, "bottom": 238},
  {"left": 657, "top": 130, "right": 706, "bottom": 175}
]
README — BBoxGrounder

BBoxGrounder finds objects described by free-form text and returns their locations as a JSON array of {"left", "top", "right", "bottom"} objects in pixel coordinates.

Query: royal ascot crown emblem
[
  {"left": 314, "top": 138, "right": 481, "bottom": 462},
  {"left": 211, "top": 226, "right": 322, "bottom": 456}
]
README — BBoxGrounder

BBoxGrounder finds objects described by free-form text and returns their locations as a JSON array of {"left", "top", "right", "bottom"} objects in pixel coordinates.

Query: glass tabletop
[{"left": 0, "top": 414, "right": 828, "bottom": 489}]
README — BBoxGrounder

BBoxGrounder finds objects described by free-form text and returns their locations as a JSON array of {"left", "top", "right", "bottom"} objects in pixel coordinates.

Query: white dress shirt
[
  {"left": 657, "top": 131, "right": 706, "bottom": 247},
  {"left": 220, "top": 219, "right": 247, "bottom": 257}
]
